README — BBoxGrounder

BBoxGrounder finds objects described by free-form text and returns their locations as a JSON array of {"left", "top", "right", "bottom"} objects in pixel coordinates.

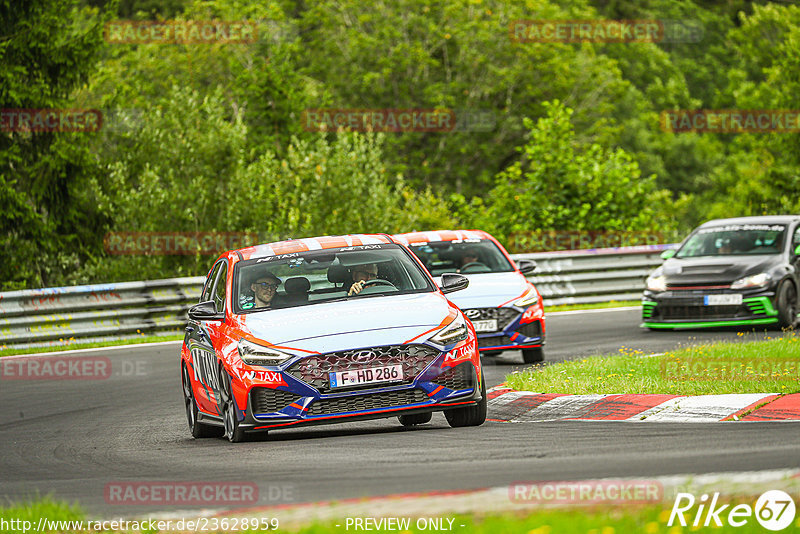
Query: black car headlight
[
  {"left": 237, "top": 339, "right": 292, "bottom": 366},
  {"left": 430, "top": 315, "right": 469, "bottom": 345},
  {"left": 730, "top": 273, "right": 771, "bottom": 290}
]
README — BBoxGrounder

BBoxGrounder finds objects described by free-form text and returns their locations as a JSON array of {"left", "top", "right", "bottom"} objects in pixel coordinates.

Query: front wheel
[
  {"left": 522, "top": 346, "right": 544, "bottom": 363},
  {"left": 219, "top": 366, "right": 249, "bottom": 443},
  {"left": 182, "top": 364, "right": 223, "bottom": 438},
  {"left": 444, "top": 370, "right": 487, "bottom": 428},
  {"left": 776, "top": 280, "right": 798, "bottom": 329},
  {"left": 398, "top": 412, "right": 432, "bottom": 426}
]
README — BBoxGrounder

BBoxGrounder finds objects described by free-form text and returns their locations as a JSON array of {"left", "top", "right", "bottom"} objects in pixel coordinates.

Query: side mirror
[
  {"left": 794, "top": 244, "right": 800, "bottom": 256},
  {"left": 188, "top": 300, "right": 224, "bottom": 321},
  {"left": 440, "top": 273, "right": 469, "bottom": 294},
  {"left": 660, "top": 249, "right": 676, "bottom": 260},
  {"left": 516, "top": 259, "right": 537, "bottom": 274}
]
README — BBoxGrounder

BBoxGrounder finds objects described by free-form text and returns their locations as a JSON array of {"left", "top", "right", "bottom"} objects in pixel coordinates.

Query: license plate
[
  {"left": 472, "top": 319, "right": 498, "bottom": 332},
  {"left": 329, "top": 365, "right": 403, "bottom": 388},
  {"left": 704, "top": 294, "right": 742, "bottom": 306}
]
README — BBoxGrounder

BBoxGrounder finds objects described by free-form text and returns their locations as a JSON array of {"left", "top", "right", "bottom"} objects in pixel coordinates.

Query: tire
[
  {"left": 218, "top": 365, "right": 249, "bottom": 443},
  {"left": 182, "top": 364, "right": 223, "bottom": 438},
  {"left": 398, "top": 412, "right": 432, "bottom": 426},
  {"left": 522, "top": 346, "right": 544, "bottom": 363},
  {"left": 444, "top": 370, "right": 487, "bottom": 428},
  {"left": 776, "top": 280, "right": 799, "bottom": 329}
]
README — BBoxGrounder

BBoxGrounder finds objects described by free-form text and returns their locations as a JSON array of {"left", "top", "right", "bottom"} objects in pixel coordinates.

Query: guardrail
[{"left": 0, "top": 244, "right": 672, "bottom": 350}]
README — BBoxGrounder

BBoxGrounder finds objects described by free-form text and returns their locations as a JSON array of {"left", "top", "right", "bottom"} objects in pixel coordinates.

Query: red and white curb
[{"left": 487, "top": 387, "right": 800, "bottom": 422}]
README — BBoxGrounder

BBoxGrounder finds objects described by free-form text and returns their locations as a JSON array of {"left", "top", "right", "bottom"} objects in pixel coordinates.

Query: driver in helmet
[{"left": 347, "top": 263, "right": 379, "bottom": 296}]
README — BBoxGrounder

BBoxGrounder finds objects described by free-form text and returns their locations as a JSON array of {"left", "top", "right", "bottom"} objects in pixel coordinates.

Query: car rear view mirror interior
[
  {"left": 440, "top": 273, "right": 469, "bottom": 294},
  {"left": 188, "top": 300, "right": 223, "bottom": 321},
  {"left": 660, "top": 249, "right": 676, "bottom": 260},
  {"left": 516, "top": 259, "right": 537, "bottom": 274}
]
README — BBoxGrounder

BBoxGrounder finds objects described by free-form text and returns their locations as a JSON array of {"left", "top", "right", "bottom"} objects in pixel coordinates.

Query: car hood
[
  {"left": 242, "top": 292, "right": 452, "bottom": 353},
  {"left": 435, "top": 272, "right": 529, "bottom": 309},
  {"left": 658, "top": 255, "right": 780, "bottom": 285}
]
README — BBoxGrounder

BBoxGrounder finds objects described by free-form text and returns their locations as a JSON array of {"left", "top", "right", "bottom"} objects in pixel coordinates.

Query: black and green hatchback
[{"left": 642, "top": 216, "right": 800, "bottom": 330}]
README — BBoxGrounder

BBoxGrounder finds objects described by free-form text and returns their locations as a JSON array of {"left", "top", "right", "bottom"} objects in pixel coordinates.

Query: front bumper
[
  {"left": 641, "top": 291, "right": 779, "bottom": 329},
  {"left": 212, "top": 344, "right": 483, "bottom": 434},
  {"left": 465, "top": 306, "right": 545, "bottom": 351}
]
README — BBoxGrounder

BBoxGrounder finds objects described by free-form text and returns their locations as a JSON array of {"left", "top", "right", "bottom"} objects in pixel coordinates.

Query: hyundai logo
[
  {"left": 464, "top": 309, "right": 481, "bottom": 319},
  {"left": 351, "top": 350, "right": 377, "bottom": 364}
]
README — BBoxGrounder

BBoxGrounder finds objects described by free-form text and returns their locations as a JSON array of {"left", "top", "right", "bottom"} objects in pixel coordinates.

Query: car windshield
[
  {"left": 405, "top": 239, "right": 515, "bottom": 275},
  {"left": 233, "top": 244, "right": 433, "bottom": 312},
  {"left": 676, "top": 224, "right": 787, "bottom": 258}
]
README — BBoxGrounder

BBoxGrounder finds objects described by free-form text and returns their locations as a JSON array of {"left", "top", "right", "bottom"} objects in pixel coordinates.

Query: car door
[
  {"left": 791, "top": 223, "right": 800, "bottom": 284},
  {"left": 186, "top": 259, "right": 228, "bottom": 415}
]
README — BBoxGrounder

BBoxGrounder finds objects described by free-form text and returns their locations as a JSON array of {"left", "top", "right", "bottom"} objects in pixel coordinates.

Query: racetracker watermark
[
  {"left": 510, "top": 19, "right": 703, "bottom": 43},
  {"left": 661, "top": 110, "right": 800, "bottom": 133},
  {"left": 104, "top": 232, "right": 259, "bottom": 255},
  {"left": 661, "top": 358, "right": 800, "bottom": 382},
  {"left": 104, "top": 20, "right": 258, "bottom": 44},
  {"left": 509, "top": 480, "right": 663, "bottom": 504},
  {"left": 302, "top": 108, "right": 457, "bottom": 132},
  {"left": 104, "top": 482, "right": 259, "bottom": 506},
  {"left": 0, "top": 356, "right": 149, "bottom": 380},
  {"left": 1, "top": 356, "right": 111, "bottom": 380},
  {"left": 1, "top": 109, "right": 102, "bottom": 133},
  {"left": 506, "top": 229, "right": 665, "bottom": 253}
]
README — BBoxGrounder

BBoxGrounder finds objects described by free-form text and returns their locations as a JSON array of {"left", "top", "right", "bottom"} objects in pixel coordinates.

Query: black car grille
[
  {"left": 433, "top": 363, "right": 473, "bottom": 390},
  {"left": 462, "top": 308, "right": 519, "bottom": 331},
  {"left": 251, "top": 388, "right": 303, "bottom": 414},
  {"left": 660, "top": 305, "right": 741, "bottom": 320},
  {"left": 307, "top": 389, "right": 428, "bottom": 416},
  {"left": 286, "top": 344, "right": 438, "bottom": 392},
  {"left": 516, "top": 321, "right": 542, "bottom": 338}
]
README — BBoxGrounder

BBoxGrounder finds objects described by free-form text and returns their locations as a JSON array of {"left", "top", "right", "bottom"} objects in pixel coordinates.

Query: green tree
[
  {"left": 0, "top": 0, "right": 110, "bottom": 289},
  {"left": 471, "top": 100, "right": 675, "bottom": 242}
]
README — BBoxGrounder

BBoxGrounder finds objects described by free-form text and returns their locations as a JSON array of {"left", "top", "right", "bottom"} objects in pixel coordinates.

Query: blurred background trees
[{"left": 3, "top": 0, "right": 798, "bottom": 288}]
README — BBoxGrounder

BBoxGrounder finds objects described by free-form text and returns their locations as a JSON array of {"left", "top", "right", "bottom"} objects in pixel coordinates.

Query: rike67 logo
[{"left": 669, "top": 491, "right": 796, "bottom": 531}]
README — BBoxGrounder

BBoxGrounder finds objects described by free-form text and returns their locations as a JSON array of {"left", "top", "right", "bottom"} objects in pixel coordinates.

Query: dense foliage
[{"left": 2, "top": 0, "right": 798, "bottom": 289}]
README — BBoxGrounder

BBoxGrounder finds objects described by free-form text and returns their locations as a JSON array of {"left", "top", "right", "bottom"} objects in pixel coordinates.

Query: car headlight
[
  {"left": 430, "top": 315, "right": 469, "bottom": 345},
  {"left": 237, "top": 339, "right": 292, "bottom": 366},
  {"left": 514, "top": 286, "right": 540, "bottom": 307},
  {"left": 730, "top": 273, "right": 771, "bottom": 290},
  {"left": 646, "top": 275, "right": 667, "bottom": 292}
]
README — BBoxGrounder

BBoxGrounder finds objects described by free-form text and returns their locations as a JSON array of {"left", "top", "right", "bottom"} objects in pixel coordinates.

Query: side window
[
  {"left": 793, "top": 226, "right": 800, "bottom": 254},
  {"left": 201, "top": 262, "right": 222, "bottom": 302},
  {"left": 213, "top": 263, "right": 228, "bottom": 313}
]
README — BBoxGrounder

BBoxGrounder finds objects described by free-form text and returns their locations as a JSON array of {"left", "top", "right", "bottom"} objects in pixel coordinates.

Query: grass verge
[
  {"left": 0, "top": 334, "right": 183, "bottom": 357},
  {"left": 505, "top": 331, "right": 800, "bottom": 395},
  {"left": 545, "top": 300, "right": 640, "bottom": 312},
  {"left": 2, "top": 500, "right": 794, "bottom": 533}
]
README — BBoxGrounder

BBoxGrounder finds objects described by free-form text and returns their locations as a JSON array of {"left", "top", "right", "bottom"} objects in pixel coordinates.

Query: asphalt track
[{"left": 1, "top": 308, "right": 798, "bottom": 516}]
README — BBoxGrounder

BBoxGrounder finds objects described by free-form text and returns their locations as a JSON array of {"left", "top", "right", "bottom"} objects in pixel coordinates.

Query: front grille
[
  {"left": 434, "top": 363, "right": 473, "bottom": 390},
  {"left": 477, "top": 335, "right": 514, "bottom": 349},
  {"left": 516, "top": 321, "right": 541, "bottom": 338},
  {"left": 251, "top": 388, "right": 303, "bottom": 414},
  {"left": 307, "top": 389, "right": 428, "bottom": 416},
  {"left": 287, "top": 344, "right": 438, "bottom": 392},
  {"left": 659, "top": 305, "right": 743, "bottom": 320},
  {"left": 462, "top": 308, "right": 519, "bottom": 330}
]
